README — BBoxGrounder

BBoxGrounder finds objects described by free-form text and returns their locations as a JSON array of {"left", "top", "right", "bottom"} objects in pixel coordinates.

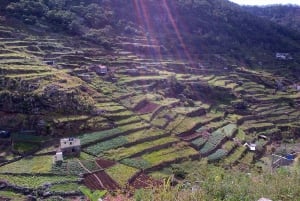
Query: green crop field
[{"left": 0, "top": 156, "right": 53, "bottom": 174}]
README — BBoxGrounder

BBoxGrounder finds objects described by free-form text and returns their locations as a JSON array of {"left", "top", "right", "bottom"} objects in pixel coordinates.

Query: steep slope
[
  {"left": 110, "top": 0, "right": 300, "bottom": 67},
  {"left": 243, "top": 5, "right": 300, "bottom": 32},
  {"left": 2, "top": 0, "right": 300, "bottom": 69}
]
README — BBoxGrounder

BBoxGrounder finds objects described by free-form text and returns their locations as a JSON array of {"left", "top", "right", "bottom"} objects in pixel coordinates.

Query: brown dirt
[
  {"left": 84, "top": 170, "right": 120, "bottom": 190},
  {"left": 134, "top": 99, "right": 160, "bottom": 114},
  {"left": 96, "top": 158, "right": 116, "bottom": 169},
  {"left": 129, "top": 173, "right": 163, "bottom": 189}
]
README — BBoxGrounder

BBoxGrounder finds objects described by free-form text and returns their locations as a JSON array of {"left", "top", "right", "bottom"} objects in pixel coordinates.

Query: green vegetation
[
  {"left": 105, "top": 137, "right": 178, "bottom": 160},
  {"left": 79, "top": 128, "right": 121, "bottom": 145},
  {"left": 50, "top": 182, "right": 80, "bottom": 192},
  {"left": 0, "top": 191, "right": 25, "bottom": 201},
  {"left": 136, "top": 161, "right": 300, "bottom": 201},
  {"left": 106, "top": 164, "right": 138, "bottom": 186},
  {"left": 0, "top": 174, "right": 78, "bottom": 188},
  {"left": 79, "top": 186, "right": 107, "bottom": 201},
  {"left": 0, "top": 156, "right": 53, "bottom": 173},
  {"left": 84, "top": 136, "right": 128, "bottom": 156},
  {"left": 224, "top": 146, "right": 247, "bottom": 166},
  {"left": 12, "top": 141, "right": 39, "bottom": 154},
  {"left": 142, "top": 143, "right": 198, "bottom": 166}
]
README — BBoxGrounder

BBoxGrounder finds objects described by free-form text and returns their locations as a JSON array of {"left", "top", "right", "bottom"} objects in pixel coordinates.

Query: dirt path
[{"left": 77, "top": 159, "right": 105, "bottom": 188}]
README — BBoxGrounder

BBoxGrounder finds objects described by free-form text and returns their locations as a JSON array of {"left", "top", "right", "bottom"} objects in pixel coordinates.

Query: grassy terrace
[
  {"left": 0, "top": 191, "right": 26, "bottom": 201},
  {"left": 141, "top": 143, "right": 198, "bottom": 167},
  {"left": 94, "top": 104, "right": 126, "bottom": 112},
  {"left": 106, "top": 164, "right": 138, "bottom": 186},
  {"left": 79, "top": 122, "right": 150, "bottom": 146},
  {"left": 0, "top": 156, "right": 53, "bottom": 174},
  {"left": 12, "top": 133, "right": 51, "bottom": 143},
  {"left": 199, "top": 124, "right": 237, "bottom": 155},
  {"left": 53, "top": 115, "right": 90, "bottom": 123},
  {"left": 118, "top": 75, "right": 168, "bottom": 84},
  {"left": 0, "top": 174, "right": 78, "bottom": 188},
  {"left": 103, "top": 136, "right": 179, "bottom": 160},
  {"left": 207, "top": 149, "right": 228, "bottom": 161},
  {"left": 115, "top": 116, "right": 142, "bottom": 126},
  {"left": 240, "top": 121, "right": 275, "bottom": 133},
  {"left": 170, "top": 113, "right": 223, "bottom": 135},
  {"left": 224, "top": 146, "right": 247, "bottom": 166}
]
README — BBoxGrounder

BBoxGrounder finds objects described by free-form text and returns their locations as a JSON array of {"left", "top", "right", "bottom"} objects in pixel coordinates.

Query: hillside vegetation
[
  {"left": 2, "top": 0, "right": 300, "bottom": 68},
  {"left": 243, "top": 5, "right": 300, "bottom": 32},
  {"left": 0, "top": 0, "right": 299, "bottom": 200}
]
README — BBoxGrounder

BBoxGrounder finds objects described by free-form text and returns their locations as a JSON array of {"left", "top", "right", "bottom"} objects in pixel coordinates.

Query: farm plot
[
  {"left": 103, "top": 137, "right": 179, "bottom": 161},
  {"left": 84, "top": 136, "right": 128, "bottom": 156},
  {"left": 124, "top": 127, "right": 166, "bottom": 143},
  {"left": 84, "top": 128, "right": 165, "bottom": 156},
  {"left": 79, "top": 128, "right": 122, "bottom": 146},
  {"left": 133, "top": 99, "right": 160, "bottom": 114},
  {"left": 84, "top": 170, "right": 119, "bottom": 190},
  {"left": 0, "top": 155, "right": 52, "bottom": 174},
  {"left": 0, "top": 174, "right": 78, "bottom": 188},
  {"left": 173, "top": 106, "right": 206, "bottom": 116},
  {"left": 172, "top": 117, "right": 205, "bottom": 135},
  {"left": 94, "top": 104, "right": 127, "bottom": 113},
  {"left": 115, "top": 116, "right": 141, "bottom": 126},
  {"left": 49, "top": 182, "right": 80, "bottom": 193},
  {"left": 103, "top": 109, "right": 135, "bottom": 120},
  {"left": 224, "top": 146, "right": 247, "bottom": 166},
  {"left": 79, "top": 122, "right": 149, "bottom": 146},
  {"left": 150, "top": 108, "right": 177, "bottom": 128},
  {"left": 0, "top": 190, "right": 25, "bottom": 201},
  {"left": 241, "top": 121, "right": 275, "bottom": 133},
  {"left": 106, "top": 164, "right": 139, "bottom": 187},
  {"left": 12, "top": 142, "right": 39, "bottom": 154},
  {"left": 132, "top": 143, "right": 199, "bottom": 169},
  {"left": 191, "top": 137, "right": 208, "bottom": 149},
  {"left": 207, "top": 149, "right": 228, "bottom": 162},
  {"left": 11, "top": 133, "right": 51, "bottom": 143},
  {"left": 129, "top": 173, "right": 163, "bottom": 189},
  {"left": 238, "top": 152, "right": 254, "bottom": 166},
  {"left": 199, "top": 124, "right": 237, "bottom": 155},
  {"left": 51, "top": 160, "right": 88, "bottom": 175},
  {"left": 96, "top": 158, "right": 116, "bottom": 169}
]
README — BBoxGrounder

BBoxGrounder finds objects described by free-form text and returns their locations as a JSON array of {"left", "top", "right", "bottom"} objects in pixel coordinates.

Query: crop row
[
  {"left": 141, "top": 143, "right": 198, "bottom": 167},
  {"left": 84, "top": 136, "right": 128, "bottom": 156},
  {"left": 103, "top": 136, "right": 178, "bottom": 160},
  {"left": 0, "top": 156, "right": 52, "bottom": 174},
  {"left": 0, "top": 174, "right": 78, "bottom": 188},
  {"left": 207, "top": 149, "right": 228, "bottom": 162},
  {"left": 79, "top": 122, "right": 149, "bottom": 146},
  {"left": 224, "top": 146, "right": 247, "bottom": 166},
  {"left": 105, "top": 164, "right": 138, "bottom": 186},
  {"left": 51, "top": 160, "right": 87, "bottom": 175}
]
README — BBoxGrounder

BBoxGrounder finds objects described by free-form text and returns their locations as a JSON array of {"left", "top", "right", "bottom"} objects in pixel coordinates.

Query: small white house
[
  {"left": 53, "top": 152, "right": 63, "bottom": 164},
  {"left": 60, "top": 138, "right": 81, "bottom": 156},
  {"left": 244, "top": 143, "right": 256, "bottom": 151},
  {"left": 90, "top": 65, "right": 108, "bottom": 75},
  {"left": 98, "top": 65, "right": 108, "bottom": 74},
  {"left": 275, "top": 53, "right": 292, "bottom": 60},
  {"left": 249, "top": 143, "right": 256, "bottom": 151}
]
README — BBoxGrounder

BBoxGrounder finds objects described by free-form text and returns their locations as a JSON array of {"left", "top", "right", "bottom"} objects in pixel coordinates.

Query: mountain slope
[
  {"left": 0, "top": 1, "right": 300, "bottom": 199},
  {"left": 2, "top": 0, "right": 300, "bottom": 69},
  {"left": 243, "top": 5, "right": 300, "bottom": 32}
]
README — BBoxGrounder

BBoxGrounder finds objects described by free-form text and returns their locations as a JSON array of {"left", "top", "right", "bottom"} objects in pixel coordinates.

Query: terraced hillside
[{"left": 0, "top": 19, "right": 299, "bottom": 200}]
